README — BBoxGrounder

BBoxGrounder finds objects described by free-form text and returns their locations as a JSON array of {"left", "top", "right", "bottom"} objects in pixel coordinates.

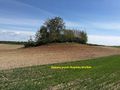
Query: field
[
  {"left": 0, "top": 55, "right": 120, "bottom": 90},
  {"left": 0, "top": 43, "right": 120, "bottom": 70},
  {"left": 0, "top": 43, "right": 120, "bottom": 90},
  {"left": 0, "top": 44, "right": 23, "bottom": 50}
]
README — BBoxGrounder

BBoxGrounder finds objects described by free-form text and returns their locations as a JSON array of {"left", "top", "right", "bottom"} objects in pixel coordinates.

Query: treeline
[
  {"left": 0, "top": 41, "right": 27, "bottom": 45},
  {"left": 24, "top": 17, "right": 88, "bottom": 47}
]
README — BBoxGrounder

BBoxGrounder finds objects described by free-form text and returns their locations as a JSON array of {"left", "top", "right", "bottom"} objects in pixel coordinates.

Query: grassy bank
[{"left": 0, "top": 55, "right": 120, "bottom": 90}]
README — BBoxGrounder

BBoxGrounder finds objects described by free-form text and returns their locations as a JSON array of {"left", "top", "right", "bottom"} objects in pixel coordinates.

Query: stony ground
[{"left": 0, "top": 43, "right": 120, "bottom": 70}]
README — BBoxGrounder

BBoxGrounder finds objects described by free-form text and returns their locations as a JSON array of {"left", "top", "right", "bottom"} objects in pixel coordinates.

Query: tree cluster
[{"left": 24, "top": 17, "right": 88, "bottom": 47}]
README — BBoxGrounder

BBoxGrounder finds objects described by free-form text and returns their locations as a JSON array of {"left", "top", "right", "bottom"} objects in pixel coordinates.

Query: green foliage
[
  {"left": 35, "top": 26, "right": 49, "bottom": 45},
  {"left": 24, "top": 37, "right": 35, "bottom": 47},
  {"left": 44, "top": 17, "right": 65, "bottom": 42},
  {"left": 25, "top": 17, "right": 88, "bottom": 47},
  {"left": 63, "top": 29, "right": 75, "bottom": 42},
  {"left": 60, "top": 29, "right": 88, "bottom": 44},
  {"left": 76, "top": 30, "right": 88, "bottom": 44}
]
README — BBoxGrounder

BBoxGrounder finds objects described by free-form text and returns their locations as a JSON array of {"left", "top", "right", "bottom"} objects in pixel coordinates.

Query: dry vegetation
[
  {"left": 0, "top": 43, "right": 120, "bottom": 70},
  {"left": 0, "top": 44, "right": 23, "bottom": 50}
]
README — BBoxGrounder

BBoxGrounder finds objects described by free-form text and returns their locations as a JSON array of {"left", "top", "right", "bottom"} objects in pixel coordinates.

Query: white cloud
[
  {"left": 66, "top": 21, "right": 81, "bottom": 27},
  {"left": 65, "top": 21, "right": 86, "bottom": 28},
  {"left": 0, "top": 30, "right": 35, "bottom": 41},
  {"left": 88, "top": 35, "right": 120, "bottom": 46},
  {"left": 90, "top": 22, "right": 120, "bottom": 30},
  {"left": 65, "top": 21, "right": 120, "bottom": 31},
  {"left": 0, "top": 17, "right": 43, "bottom": 27}
]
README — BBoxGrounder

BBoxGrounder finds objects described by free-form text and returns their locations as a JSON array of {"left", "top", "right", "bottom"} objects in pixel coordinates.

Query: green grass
[{"left": 0, "top": 55, "right": 120, "bottom": 90}]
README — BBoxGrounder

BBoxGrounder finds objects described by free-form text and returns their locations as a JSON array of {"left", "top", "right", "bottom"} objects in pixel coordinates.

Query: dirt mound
[{"left": 0, "top": 43, "right": 120, "bottom": 70}]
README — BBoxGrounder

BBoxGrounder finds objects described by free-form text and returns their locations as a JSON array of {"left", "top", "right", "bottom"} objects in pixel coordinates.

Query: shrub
[
  {"left": 78, "top": 31, "right": 88, "bottom": 44},
  {"left": 24, "top": 37, "right": 35, "bottom": 47}
]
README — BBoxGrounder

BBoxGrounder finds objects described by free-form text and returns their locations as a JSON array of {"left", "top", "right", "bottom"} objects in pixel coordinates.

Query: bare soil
[{"left": 0, "top": 43, "right": 120, "bottom": 70}]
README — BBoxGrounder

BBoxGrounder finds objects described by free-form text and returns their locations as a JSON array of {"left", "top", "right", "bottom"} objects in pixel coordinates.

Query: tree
[
  {"left": 35, "top": 26, "right": 49, "bottom": 45},
  {"left": 24, "top": 36, "right": 35, "bottom": 47},
  {"left": 44, "top": 17, "right": 65, "bottom": 42},
  {"left": 78, "top": 31, "right": 88, "bottom": 44},
  {"left": 63, "top": 29, "right": 75, "bottom": 42},
  {"left": 25, "top": 16, "right": 88, "bottom": 47}
]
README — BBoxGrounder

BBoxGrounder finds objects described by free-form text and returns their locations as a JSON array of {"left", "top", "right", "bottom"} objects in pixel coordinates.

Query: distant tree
[
  {"left": 24, "top": 36, "right": 35, "bottom": 47},
  {"left": 35, "top": 26, "right": 49, "bottom": 45},
  {"left": 63, "top": 29, "right": 75, "bottom": 42},
  {"left": 78, "top": 31, "right": 88, "bottom": 44},
  {"left": 44, "top": 17, "right": 65, "bottom": 42},
  {"left": 35, "top": 29, "right": 41, "bottom": 42},
  {"left": 25, "top": 16, "right": 88, "bottom": 47}
]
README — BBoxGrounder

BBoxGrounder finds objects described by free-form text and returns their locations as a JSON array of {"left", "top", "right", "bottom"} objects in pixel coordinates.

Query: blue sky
[{"left": 0, "top": 0, "right": 120, "bottom": 45}]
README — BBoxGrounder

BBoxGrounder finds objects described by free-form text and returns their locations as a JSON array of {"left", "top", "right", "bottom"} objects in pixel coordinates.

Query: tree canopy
[{"left": 24, "top": 17, "right": 88, "bottom": 47}]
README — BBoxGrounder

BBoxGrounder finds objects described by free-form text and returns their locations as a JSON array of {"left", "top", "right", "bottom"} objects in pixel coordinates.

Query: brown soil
[{"left": 0, "top": 43, "right": 120, "bottom": 70}]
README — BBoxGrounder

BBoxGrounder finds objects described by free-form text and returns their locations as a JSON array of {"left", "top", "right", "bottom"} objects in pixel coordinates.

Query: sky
[{"left": 0, "top": 0, "right": 120, "bottom": 46}]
